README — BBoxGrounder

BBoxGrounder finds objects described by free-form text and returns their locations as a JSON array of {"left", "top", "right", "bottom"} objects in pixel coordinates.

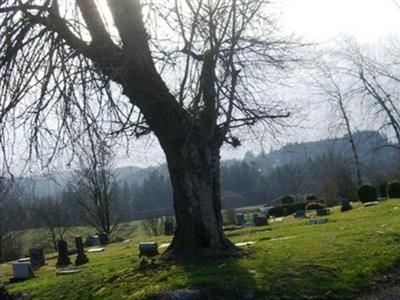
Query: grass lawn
[{"left": 2, "top": 200, "right": 400, "bottom": 299}]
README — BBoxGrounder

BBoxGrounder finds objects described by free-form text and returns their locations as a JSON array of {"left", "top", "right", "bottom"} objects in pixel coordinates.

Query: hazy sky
[
  {"left": 280, "top": 0, "right": 400, "bottom": 43},
  {"left": 10, "top": 0, "right": 399, "bottom": 172},
  {"left": 115, "top": 0, "right": 400, "bottom": 168}
]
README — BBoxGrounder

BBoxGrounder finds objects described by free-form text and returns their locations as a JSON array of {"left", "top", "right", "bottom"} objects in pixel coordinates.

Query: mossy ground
[{"left": 2, "top": 200, "right": 400, "bottom": 299}]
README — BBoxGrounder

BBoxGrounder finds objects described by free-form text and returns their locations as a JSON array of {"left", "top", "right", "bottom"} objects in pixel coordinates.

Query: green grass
[{"left": 2, "top": 200, "right": 400, "bottom": 299}]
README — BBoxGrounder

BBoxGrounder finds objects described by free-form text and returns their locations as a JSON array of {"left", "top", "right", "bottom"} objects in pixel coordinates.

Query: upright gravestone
[
  {"left": 340, "top": 199, "right": 352, "bottom": 212},
  {"left": 75, "top": 236, "right": 89, "bottom": 266},
  {"left": 56, "top": 240, "right": 71, "bottom": 267},
  {"left": 11, "top": 262, "right": 34, "bottom": 281},
  {"left": 28, "top": 247, "right": 45, "bottom": 269},
  {"left": 85, "top": 235, "right": 100, "bottom": 247},
  {"left": 252, "top": 213, "right": 258, "bottom": 225},
  {"left": 236, "top": 213, "right": 245, "bottom": 226},
  {"left": 139, "top": 242, "right": 159, "bottom": 257}
]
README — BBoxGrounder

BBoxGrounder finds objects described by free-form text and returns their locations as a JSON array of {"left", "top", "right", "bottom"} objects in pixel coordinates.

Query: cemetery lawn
[{"left": 2, "top": 200, "right": 400, "bottom": 299}]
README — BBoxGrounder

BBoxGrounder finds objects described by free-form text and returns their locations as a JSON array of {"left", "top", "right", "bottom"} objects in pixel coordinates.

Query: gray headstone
[
  {"left": 85, "top": 235, "right": 100, "bottom": 247},
  {"left": 340, "top": 198, "right": 352, "bottom": 211},
  {"left": 28, "top": 247, "right": 45, "bottom": 269},
  {"left": 139, "top": 242, "right": 159, "bottom": 257},
  {"left": 364, "top": 201, "right": 379, "bottom": 207},
  {"left": 235, "top": 213, "right": 245, "bottom": 226},
  {"left": 306, "top": 218, "right": 328, "bottom": 225},
  {"left": 56, "top": 240, "right": 71, "bottom": 267},
  {"left": 12, "top": 262, "right": 34, "bottom": 280},
  {"left": 56, "top": 269, "right": 81, "bottom": 276},
  {"left": 75, "top": 236, "right": 89, "bottom": 266}
]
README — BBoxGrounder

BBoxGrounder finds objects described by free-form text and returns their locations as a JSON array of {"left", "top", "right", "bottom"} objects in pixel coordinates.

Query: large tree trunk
[{"left": 163, "top": 139, "right": 236, "bottom": 256}]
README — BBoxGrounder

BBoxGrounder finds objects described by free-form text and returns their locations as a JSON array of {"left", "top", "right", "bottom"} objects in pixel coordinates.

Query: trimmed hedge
[
  {"left": 269, "top": 202, "right": 307, "bottom": 217},
  {"left": 387, "top": 180, "right": 400, "bottom": 199},
  {"left": 356, "top": 184, "right": 377, "bottom": 203}
]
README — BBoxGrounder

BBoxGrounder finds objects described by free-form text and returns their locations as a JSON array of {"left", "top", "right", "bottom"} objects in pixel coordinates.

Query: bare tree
[
  {"left": 69, "top": 134, "right": 121, "bottom": 235},
  {"left": 33, "top": 197, "right": 70, "bottom": 252},
  {"left": 0, "top": 0, "right": 298, "bottom": 256},
  {"left": 142, "top": 215, "right": 164, "bottom": 237},
  {"left": 0, "top": 177, "right": 24, "bottom": 262},
  {"left": 340, "top": 39, "right": 400, "bottom": 151},
  {"left": 311, "top": 58, "right": 362, "bottom": 185}
]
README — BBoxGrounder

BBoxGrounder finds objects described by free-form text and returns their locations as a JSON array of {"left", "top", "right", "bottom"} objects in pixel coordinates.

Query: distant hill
[
  {"left": 18, "top": 130, "right": 399, "bottom": 203},
  {"left": 241, "top": 130, "right": 398, "bottom": 176}
]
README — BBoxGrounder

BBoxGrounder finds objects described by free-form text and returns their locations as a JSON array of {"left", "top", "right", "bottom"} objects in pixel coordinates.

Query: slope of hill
[{"left": 3, "top": 199, "right": 400, "bottom": 299}]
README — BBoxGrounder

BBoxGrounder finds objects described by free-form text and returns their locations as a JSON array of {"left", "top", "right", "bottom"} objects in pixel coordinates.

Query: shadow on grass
[{"left": 138, "top": 253, "right": 259, "bottom": 300}]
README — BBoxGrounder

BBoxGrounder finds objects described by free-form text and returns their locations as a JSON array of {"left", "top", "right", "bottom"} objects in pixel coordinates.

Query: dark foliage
[
  {"left": 386, "top": 180, "right": 400, "bottom": 199},
  {"left": 356, "top": 184, "right": 378, "bottom": 203},
  {"left": 305, "top": 202, "right": 325, "bottom": 210}
]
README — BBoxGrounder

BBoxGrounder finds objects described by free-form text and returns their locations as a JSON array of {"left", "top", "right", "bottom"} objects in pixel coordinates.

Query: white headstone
[{"left": 12, "top": 262, "right": 34, "bottom": 279}]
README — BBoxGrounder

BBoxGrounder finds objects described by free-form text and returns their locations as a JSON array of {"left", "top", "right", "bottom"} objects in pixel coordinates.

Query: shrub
[
  {"left": 305, "top": 202, "right": 325, "bottom": 210},
  {"left": 356, "top": 184, "right": 378, "bottom": 203},
  {"left": 386, "top": 180, "right": 400, "bottom": 199}
]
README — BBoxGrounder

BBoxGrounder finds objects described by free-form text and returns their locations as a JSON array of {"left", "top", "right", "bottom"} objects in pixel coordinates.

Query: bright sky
[
  {"left": 115, "top": 0, "right": 400, "bottom": 168},
  {"left": 280, "top": 0, "right": 400, "bottom": 43}
]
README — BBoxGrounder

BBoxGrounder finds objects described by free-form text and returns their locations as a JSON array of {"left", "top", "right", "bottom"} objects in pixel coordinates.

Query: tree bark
[{"left": 161, "top": 135, "right": 236, "bottom": 256}]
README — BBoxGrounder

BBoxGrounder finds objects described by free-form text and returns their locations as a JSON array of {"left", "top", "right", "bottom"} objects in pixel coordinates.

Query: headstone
[
  {"left": 139, "top": 242, "right": 159, "bottom": 257},
  {"left": 87, "top": 247, "right": 105, "bottom": 253},
  {"left": 56, "top": 240, "right": 71, "bottom": 267},
  {"left": 98, "top": 233, "right": 108, "bottom": 245},
  {"left": 56, "top": 269, "right": 81, "bottom": 276},
  {"left": 235, "top": 241, "right": 256, "bottom": 247},
  {"left": 11, "top": 262, "right": 34, "bottom": 281},
  {"left": 75, "top": 236, "right": 89, "bottom": 266},
  {"left": 252, "top": 213, "right": 259, "bottom": 224},
  {"left": 306, "top": 218, "right": 328, "bottom": 225},
  {"left": 364, "top": 201, "right": 379, "bottom": 207},
  {"left": 293, "top": 210, "right": 306, "bottom": 218},
  {"left": 316, "top": 208, "right": 330, "bottom": 216},
  {"left": 85, "top": 235, "right": 100, "bottom": 247},
  {"left": 164, "top": 217, "right": 175, "bottom": 235},
  {"left": 340, "top": 198, "right": 352, "bottom": 212},
  {"left": 28, "top": 247, "right": 45, "bottom": 269},
  {"left": 235, "top": 213, "right": 245, "bottom": 226},
  {"left": 252, "top": 213, "right": 268, "bottom": 226}
]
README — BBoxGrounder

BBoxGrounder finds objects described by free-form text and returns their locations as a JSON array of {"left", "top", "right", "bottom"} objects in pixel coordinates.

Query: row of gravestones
[
  {"left": 11, "top": 236, "right": 90, "bottom": 282},
  {"left": 235, "top": 199, "right": 358, "bottom": 227}
]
